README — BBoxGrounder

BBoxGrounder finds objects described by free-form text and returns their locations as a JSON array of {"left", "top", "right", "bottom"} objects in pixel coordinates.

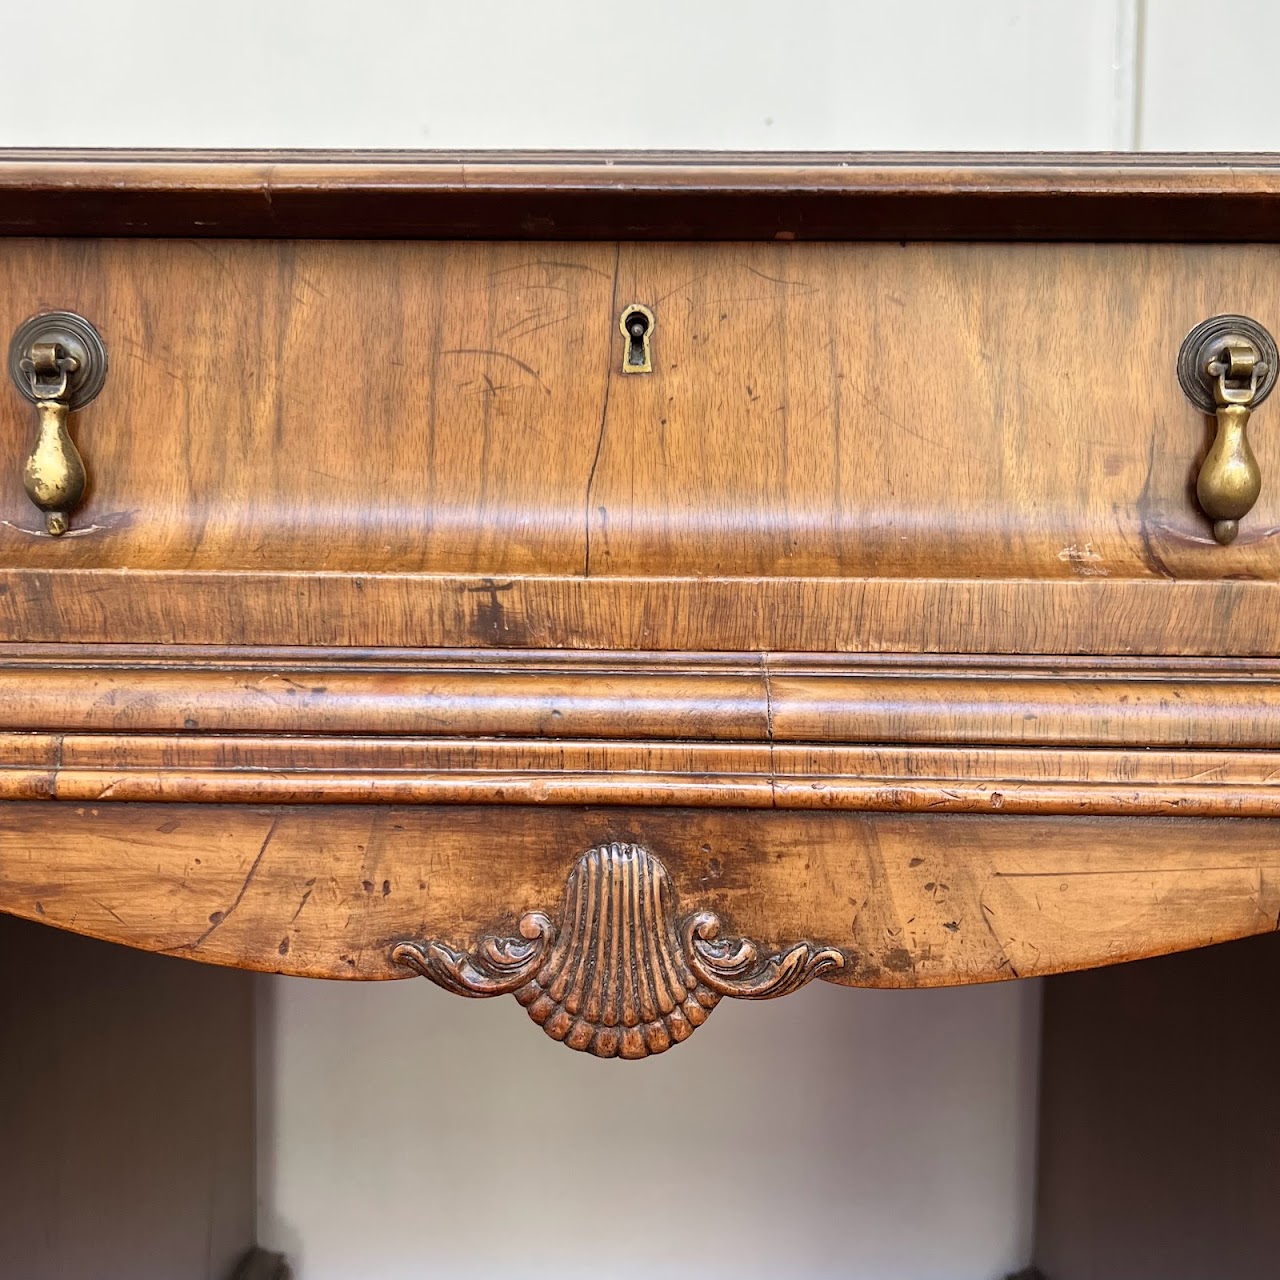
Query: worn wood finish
[
  {"left": 6, "top": 647, "right": 1280, "bottom": 745},
  {"left": 8, "top": 571, "right": 1280, "bottom": 654},
  {"left": 3, "top": 155, "right": 1280, "bottom": 1054},
  {"left": 2, "top": 239, "right": 1279, "bottom": 583},
  {"left": 1, "top": 803, "right": 1276, "bottom": 997},
  {"left": 2, "top": 648, "right": 1280, "bottom": 815},
  {"left": 1, "top": 648, "right": 1280, "bottom": 815},
  {"left": 8, "top": 151, "right": 1280, "bottom": 240},
  {"left": 12, "top": 738, "right": 1280, "bottom": 815},
  {"left": 2, "top": 237, "right": 1279, "bottom": 652}
]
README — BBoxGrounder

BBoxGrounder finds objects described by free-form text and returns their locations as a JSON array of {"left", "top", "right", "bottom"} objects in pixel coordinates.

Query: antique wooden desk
[{"left": 2, "top": 152, "right": 1280, "bottom": 1277}]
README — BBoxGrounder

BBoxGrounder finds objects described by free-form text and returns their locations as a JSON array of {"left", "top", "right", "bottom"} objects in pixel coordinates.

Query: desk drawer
[{"left": 1, "top": 233, "right": 1279, "bottom": 652}]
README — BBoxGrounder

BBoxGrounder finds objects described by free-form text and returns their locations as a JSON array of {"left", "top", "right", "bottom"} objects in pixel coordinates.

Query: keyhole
[
  {"left": 626, "top": 313, "right": 647, "bottom": 352},
  {"left": 619, "top": 304, "right": 655, "bottom": 374}
]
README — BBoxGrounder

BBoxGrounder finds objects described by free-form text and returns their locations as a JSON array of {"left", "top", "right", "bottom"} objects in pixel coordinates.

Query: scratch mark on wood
[
  {"left": 655, "top": 273, "right": 708, "bottom": 304},
  {"left": 744, "top": 264, "right": 816, "bottom": 292},
  {"left": 487, "top": 259, "right": 611, "bottom": 282},
  {"left": 289, "top": 887, "right": 314, "bottom": 924},
  {"left": 995, "top": 866, "right": 1259, "bottom": 878},
  {"left": 1136, "top": 429, "right": 1177, "bottom": 580},
  {"left": 498, "top": 310, "right": 572, "bottom": 341},
  {"left": 91, "top": 898, "right": 125, "bottom": 925},
  {"left": 184, "top": 815, "right": 279, "bottom": 951},
  {"left": 977, "top": 879, "right": 1021, "bottom": 978},
  {"left": 440, "top": 347, "right": 552, "bottom": 396},
  {"left": 846, "top": 380, "right": 949, "bottom": 451}
]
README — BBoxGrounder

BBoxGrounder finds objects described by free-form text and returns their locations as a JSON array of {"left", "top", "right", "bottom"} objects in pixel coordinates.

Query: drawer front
[{"left": 2, "top": 238, "right": 1280, "bottom": 651}]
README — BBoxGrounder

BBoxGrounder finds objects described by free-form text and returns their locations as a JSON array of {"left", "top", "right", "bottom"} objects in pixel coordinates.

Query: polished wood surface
[
  {"left": 0, "top": 237, "right": 1276, "bottom": 578},
  {"left": 1, "top": 803, "right": 1275, "bottom": 990},
  {"left": 9, "top": 571, "right": 1280, "bottom": 652},
  {"left": 6, "top": 647, "right": 1280, "bottom": 744},
  {"left": 2, "top": 155, "right": 1280, "bottom": 1057},
  {"left": 1, "top": 237, "right": 1279, "bottom": 652},
  {"left": 2, "top": 647, "right": 1280, "bottom": 816}
]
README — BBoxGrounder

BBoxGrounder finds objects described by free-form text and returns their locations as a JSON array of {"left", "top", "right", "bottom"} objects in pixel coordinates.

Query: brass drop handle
[
  {"left": 1178, "top": 315, "right": 1277, "bottom": 545},
  {"left": 1200, "top": 338, "right": 1263, "bottom": 545},
  {"left": 8, "top": 311, "right": 108, "bottom": 536},
  {"left": 22, "top": 343, "right": 85, "bottom": 536}
]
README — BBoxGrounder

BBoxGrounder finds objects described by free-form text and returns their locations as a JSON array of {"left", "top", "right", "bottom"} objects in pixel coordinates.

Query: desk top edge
[{"left": 3, "top": 149, "right": 1280, "bottom": 239}]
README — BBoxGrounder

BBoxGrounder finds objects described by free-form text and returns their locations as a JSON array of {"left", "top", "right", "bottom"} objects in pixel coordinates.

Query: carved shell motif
[{"left": 391, "top": 842, "right": 845, "bottom": 1059}]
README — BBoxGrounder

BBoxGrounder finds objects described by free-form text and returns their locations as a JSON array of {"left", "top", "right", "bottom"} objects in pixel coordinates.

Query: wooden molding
[
  {"left": 392, "top": 841, "right": 843, "bottom": 1058},
  {"left": 5, "top": 741, "right": 1280, "bottom": 816},
  {"left": 4, "top": 647, "right": 1280, "bottom": 816},
  {"left": 6, "top": 645, "right": 1280, "bottom": 742},
  {"left": 6, "top": 151, "right": 1280, "bottom": 239}
]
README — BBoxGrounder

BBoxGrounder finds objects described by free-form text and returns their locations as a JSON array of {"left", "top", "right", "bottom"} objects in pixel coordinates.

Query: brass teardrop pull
[
  {"left": 8, "top": 312, "right": 108, "bottom": 536},
  {"left": 1178, "top": 315, "right": 1277, "bottom": 545}
]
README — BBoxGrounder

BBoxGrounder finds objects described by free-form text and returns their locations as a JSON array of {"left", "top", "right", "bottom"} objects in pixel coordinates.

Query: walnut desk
[
  {"left": 1, "top": 152, "right": 1279, "bottom": 1058},
  {"left": 0, "top": 149, "right": 1274, "bottom": 1049}
]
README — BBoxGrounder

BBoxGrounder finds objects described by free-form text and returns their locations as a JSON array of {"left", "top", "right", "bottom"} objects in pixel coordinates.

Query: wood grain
[
  {"left": 9, "top": 738, "right": 1280, "bottom": 815},
  {"left": 0, "top": 648, "right": 1279, "bottom": 813},
  {"left": 2, "top": 237, "right": 1278, "bottom": 651},
  {"left": 1, "top": 803, "right": 1275, "bottom": 988},
  {"left": 2, "top": 238, "right": 1279, "bottom": 582},
  {"left": 4, "top": 647, "right": 1279, "bottom": 744},
  {"left": 3, "top": 158, "right": 1280, "bottom": 1002},
  {"left": 6, "top": 570, "right": 1280, "bottom": 653}
]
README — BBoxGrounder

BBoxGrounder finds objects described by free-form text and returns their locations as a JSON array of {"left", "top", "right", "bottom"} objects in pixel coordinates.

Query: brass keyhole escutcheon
[
  {"left": 1178, "top": 314, "right": 1277, "bottom": 545},
  {"left": 7, "top": 311, "right": 108, "bottom": 536},
  {"left": 619, "top": 304, "right": 655, "bottom": 374}
]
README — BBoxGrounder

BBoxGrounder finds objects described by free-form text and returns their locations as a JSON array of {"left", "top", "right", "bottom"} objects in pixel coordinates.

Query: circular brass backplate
[
  {"left": 7, "top": 310, "right": 109, "bottom": 410},
  {"left": 1178, "top": 313, "right": 1277, "bottom": 414}
]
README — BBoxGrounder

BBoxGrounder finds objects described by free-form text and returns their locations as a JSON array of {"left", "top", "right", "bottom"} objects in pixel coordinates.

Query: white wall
[
  {"left": 1, "top": 1, "right": 1137, "bottom": 151},
  {"left": 257, "top": 977, "right": 1042, "bottom": 1280},
  {"left": 1138, "top": 1, "right": 1280, "bottom": 151},
  {"left": 0, "top": 3, "right": 1243, "bottom": 1278}
]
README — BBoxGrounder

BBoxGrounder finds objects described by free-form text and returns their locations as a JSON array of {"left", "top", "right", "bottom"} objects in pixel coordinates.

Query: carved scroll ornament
[{"left": 391, "top": 842, "right": 845, "bottom": 1059}]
